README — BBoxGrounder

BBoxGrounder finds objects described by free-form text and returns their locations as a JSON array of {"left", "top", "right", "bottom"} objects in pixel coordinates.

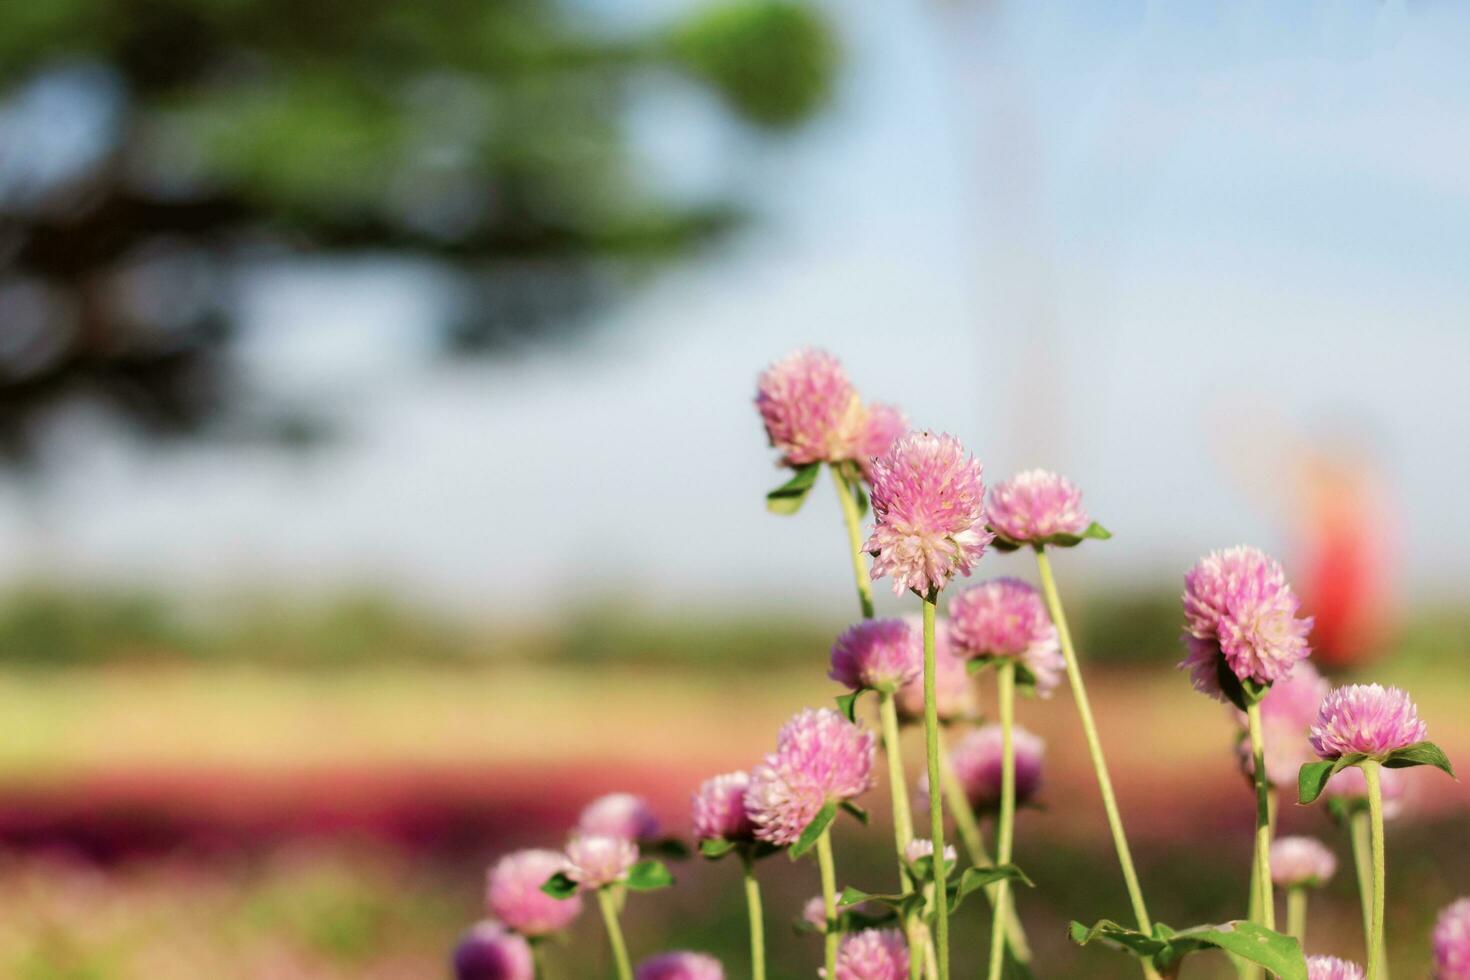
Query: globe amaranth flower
[
  {"left": 1236, "top": 717, "right": 1316, "bottom": 789},
  {"left": 453, "top": 921, "right": 535, "bottom": 980},
  {"left": 746, "top": 708, "right": 876, "bottom": 846},
  {"left": 563, "top": 834, "right": 638, "bottom": 890},
  {"left": 578, "top": 793, "right": 661, "bottom": 843},
  {"left": 1179, "top": 546, "right": 1314, "bottom": 700},
  {"left": 834, "top": 928, "right": 910, "bottom": 980},
  {"left": 1269, "top": 836, "right": 1337, "bottom": 889},
  {"left": 1307, "top": 956, "right": 1364, "bottom": 980},
  {"left": 895, "top": 616, "right": 974, "bottom": 724},
  {"left": 487, "top": 849, "right": 583, "bottom": 936},
  {"left": 830, "top": 619, "right": 923, "bottom": 694},
  {"left": 1309, "top": 684, "right": 1427, "bottom": 760},
  {"left": 635, "top": 951, "right": 725, "bottom": 980},
  {"left": 691, "top": 771, "right": 755, "bottom": 843},
  {"left": 1325, "top": 764, "right": 1407, "bottom": 820},
  {"left": 986, "top": 469, "right": 1089, "bottom": 543},
  {"left": 866, "top": 431, "right": 991, "bottom": 597},
  {"left": 948, "top": 578, "right": 1064, "bottom": 696},
  {"left": 904, "top": 837, "right": 957, "bottom": 867},
  {"left": 1254, "top": 660, "right": 1331, "bottom": 730},
  {"left": 755, "top": 349, "right": 867, "bottom": 468},
  {"left": 803, "top": 895, "right": 833, "bottom": 931},
  {"left": 947, "top": 723, "right": 1045, "bottom": 813},
  {"left": 857, "top": 404, "right": 908, "bottom": 477},
  {"left": 1434, "top": 897, "right": 1470, "bottom": 979}
]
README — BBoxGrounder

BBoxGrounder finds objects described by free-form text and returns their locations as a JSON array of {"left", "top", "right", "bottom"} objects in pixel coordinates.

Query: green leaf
[
  {"left": 789, "top": 800, "right": 838, "bottom": 860},
  {"left": 1384, "top": 740, "right": 1456, "bottom": 778},
  {"left": 699, "top": 838, "right": 737, "bottom": 860},
  {"left": 840, "top": 800, "right": 869, "bottom": 825},
  {"left": 1068, "top": 919, "right": 1167, "bottom": 958},
  {"left": 766, "top": 462, "right": 822, "bottom": 515},
  {"left": 540, "top": 872, "right": 579, "bottom": 900},
  {"left": 644, "top": 837, "right": 690, "bottom": 860},
  {"left": 835, "top": 690, "right": 863, "bottom": 722},
  {"left": 625, "top": 859, "right": 675, "bottom": 891},
  {"left": 1298, "top": 754, "right": 1369, "bottom": 805},
  {"left": 965, "top": 657, "right": 994, "bottom": 676},
  {"left": 838, "top": 885, "right": 924, "bottom": 919},
  {"left": 988, "top": 532, "right": 1024, "bottom": 553},
  {"left": 949, "top": 864, "right": 1032, "bottom": 914},
  {"left": 1070, "top": 919, "right": 1307, "bottom": 980},
  {"left": 988, "top": 522, "right": 1112, "bottom": 551}
]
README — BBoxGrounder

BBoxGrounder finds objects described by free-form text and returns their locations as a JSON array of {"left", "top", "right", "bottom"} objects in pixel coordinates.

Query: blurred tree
[{"left": 0, "top": 0, "right": 838, "bottom": 460}]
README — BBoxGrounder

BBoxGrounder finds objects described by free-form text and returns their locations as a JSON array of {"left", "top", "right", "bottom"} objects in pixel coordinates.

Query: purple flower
[
  {"left": 833, "top": 928, "right": 910, "bottom": 980},
  {"left": 895, "top": 616, "right": 974, "bottom": 724},
  {"left": 486, "top": 849, "right": 583, "bottom": 936},
  {"left": 563, "top": 834, "right": 638, "bottom": 890},
  {"left": 948, "top": 578, "right": 1064, "bottom": 696},
  {"left": 691, "top": 771, "right": 755, "bottom": 843},
  {"left": 1433, "top": 897, "right": 1470, "bottom": 979},
  {"left": 1325, "top": 764, "right": 1407, "bottom": 820},
  {"left": 755, "top": 349, "right": 866, "bottom": 469},
  {"left": 578, "top": 793, "right": 661, "bottom": 843},
  {"left": 948, "top": 723, "right": 1045, "bottom": 813},
  {"left": 1179, "top": 547, "right": 1314, "bottom": 699},
  {"left": 1309, "top": 684, "right": 1428, "bottom": 760},
  {"left": 635, "top": 951, "right": 725, "bottom": 980},
  {"left": 1306, "top": 956, "right": 1364, "bottom": 980},
  {"left": 830, "top": 619, "right": 923, "bottom": 694},
  {"left": 453, "top": 921, "right": 534, "bottom": 980},
  {"left": 746, "top": 709, "right": 876, "bottom": 846},
  {"left": 866, "top": 431, "right": 992, "bottom": 597},
  {"left": 986, "top": 469, "right": 1089, "bottom": 543},
  {"left": 1269, "top": 835, "right": 1337, "bottom": 888}
]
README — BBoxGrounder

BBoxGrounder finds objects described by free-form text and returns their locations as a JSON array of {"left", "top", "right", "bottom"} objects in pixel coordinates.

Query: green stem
[
  {"left": 922, "top": 597, "right": 951, "bottom": 980},
  {"left": 596, "top": 888, "right": 634, "bottom": 980},
  {"left": 879, "top": 692, "right": 925, "bottom": 980},
  {"left": 831, "top": 466, "right": 875, "bottom": 618},
  {"left": 742, "top": 856, "right": 766, "bottom": 980},
  {"left": 816, "top": 828, "right": 840, "bottom": 980},
  {"left": 1245, "top": 703, "right": 1276, "bottom": 931},
  {"left": 986, "top": 660, "right": 1017, "bottom": 980},
  {"left": 1034, "top": 550, "right": 1159, "bottom": 980},
  {"left": 1365, "top": 762, "right": 1387, "bottom": 980},
  {"left": 1286, "top": 887, "right": 1307, "bottom": 945},
  {"left": 531, "top": 941, "right": 547, "bottom": 980},
  {"left": 1349, "top": 811, "right": 1388, "bottom": 978}
]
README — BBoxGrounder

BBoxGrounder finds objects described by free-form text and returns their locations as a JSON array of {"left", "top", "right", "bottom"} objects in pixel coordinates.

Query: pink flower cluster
[
  {"left": 949, "top": 578, "right": 1064, "bottom": 695},
  {"left": 834, "top": 928, "right": 910, "bottom": 980},
  {"left": 1434, "top": 897, "right": 1470, "bottom": 979},
  {"left": 986, "top": 469, "right": 1089, "bottom": 543},
  {"left": 755, "top": 348, "right": 906, "bottom": 475},
  {"left": 635, "top": 951, "right": 725, "bottom": 980},
  {"left": 1309, "top": 684, "right": 1427, "bottom": 760},
  {"left": 453, "top": 920, "right": 535, "bottom": 980},
  {"left": 1306, "top": 956, "right": 1364, "bottom": 980},
  {"left": 691, "top": 771, "right": 755, "bottom": 843},
  {"left": 894, "top": 615, "right": 974, "bottom": 723},
  {"left": 487, "top": 849, "right": 583, "bottom": 935},
  {"left": 1269, "top": 835, "right": 1337, "bottom": 889},
  {"left": 747, "top": 708, "right": 876, "bottom": 845},
  {"left": 563, "top": 834, "right": 638, "bottom": 890},
  {"left": 829, "top": 619, "right": 923, "bottom": 694},
  {"left": 579, "top": 792, "right": 662, "bottom": 843},
  {"left": 946, "top": 723, "right": 1045, "bottom": 813}
]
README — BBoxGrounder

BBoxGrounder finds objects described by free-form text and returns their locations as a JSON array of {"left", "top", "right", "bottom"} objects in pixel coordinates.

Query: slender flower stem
[
  {"left": 1245, "top": 703, "right": 1276, "bottom": 931},
  {"left": 922, "top": 598, "right": 951, "bottom": 980},
  {"left": 878, "top": 692, "right": 926, "bottom": 980},
  {"left": 1349, "top": 811, "right": 1388, "bottom": 978},
  {"left": 595, "top": 888, "right": 634, "bottom": 980},
  {"left": 1365, "top": 762, "right": 1387, "bottom": 980},
  {"left": 817, "top": 828, "right": 840, "bottom": 980},
  {"left": 741, "top": 855, "right": 766, "bottom": 980},
  {"left": 986, "top": 659, "right": 1017, "bottom": 980},
  {"left": 1034, "top": 550, "right": 1159, "bottom": 979},
  {"left": 1286, "top": 887, "right": 1308, "bottom": 945},
  {"left": 532, "top": 941, "right": 547, "bottom": 980},
  {"left": 831, "top": 466, "right": 875, "bottom": 618}
]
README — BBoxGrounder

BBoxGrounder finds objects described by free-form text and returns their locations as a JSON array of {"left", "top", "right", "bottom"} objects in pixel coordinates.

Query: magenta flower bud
[
  {"left": 1179, "top": 546, "right": 1314, "bottom": 700},
  {"left": 834, "top": 928, "right": 910, "bottom": 980},
  {"left": 985, "top": 469, "right": 1089, "bottom": 543},
  {"left": 1269, "top": 836, "right": 1337, "bottom": 888},
  {"left": 1306, "top": 956, "right": 1364, "bottom": 980},
  {"left": 895, "top": 616, "right": 974, "bottom": 724},
  {"left": 829, "top": 619, "right": 923, "bottom": 694},
  {"left": 1325, "top": 764, "right": 1407, "bottom": 820},
  {"left": 746, "top": 708, "right": 876, "bottom": 845},
  {"left": 857, "top": 403, "right": 908, "bottom": 477},
  {"left": 487, "top": 849, "right": 583, "bottom": 936},
  {"left": 949, "top": 724, "right": 1045, "bottom": 813},
  {"left": 866, "top": 431, "right": 992, "bottom": 597},
  {"left": 755, "top": 348, "right": 866, "bottom": 468},
  {"left": 635, "top": 951, "right": 725, "bottom": 980},
  {"left": 949, "top": 578, "right": 1064, "bottom": 696},
  {"left": 453, "top": 921, "right": 534, "bottom": 980},
  {"left": 1309, "top": 684, "right": 1428, "bottom": 760},
  {"left": 691, "top": 771, "right": 755, "bottom": 843},
  {"left": 563, "top": 834, "right": 638, "bottom": 890},
  {"left": 1433, "top": 897, "right": 1470, "bottom": 979},
  {"left": 578, "top": 793, "right": 661, "bottom": 842},
  {"left": 904, "top": 837, "right": 956, "bottom": 866}
]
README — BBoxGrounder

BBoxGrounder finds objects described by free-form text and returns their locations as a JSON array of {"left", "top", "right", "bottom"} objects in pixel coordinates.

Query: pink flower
[
  {"left": 834, "top": 928, "right": 910, "bottom": 980},
  {"left": 746, "top": 709, "right": 876, "bottom": 846},
  {"left": 486, "top": 849, "right": 583, "bottom": 936},
  {"left": 1433, "top": 897, "right": 1470, "bottom": 979},
  {"left": 895, "top": 616, "right": 974, "bottom": 724},
  {"left": 830, "top": 619, "right": 923, "bottom": 694},
  {"left": 1325, "top": 765, "right": 1407, "bottom": 820},
  {"left": 948, "top": 724, "right": 1045, "bottom": 813},
  {"left": 1269, "top": 836, "right": 1337, "bottom": 888},
  {"left": 635, "top": 951, "right": 725, "bottom": 980},
  {"left": 948, "top": 578, "right": 1064, "bottom": 696},
  {"left": 578, "top": 793, "right": 661, "bottom": 842},
  {"left": 755, "top": 349, "right": 866, "bottom": 468},
  {"left": 803, "top": 895, "right": 833, "bottom": 931},
  {"left": 1179, "top": 547, "right": 1314, "bottom": 699},
  {"left": 857, "top": 404, "right": 908, "bottom": 477},
  {"left": 904, "top": 838, "right": 956, "bottom": 866},
  {"left": 1307, "top": 956, "right": 1364, "bottom": 980},
  {"left": 453, "top": 921, "right": 535, "bottom": 980},
  {"left": 1309, "top": 684, "right": 1427, "bottom": 760},
  {"left": 986, "top": 469, "right": 1089, "bottom": 543},
  {"left": 691, "top": 771, "right": 755, "bottom": 843},
  {"left": 1236, "top": 718, "right": 1316, "bottom": 789},
  {"left": 866, "top": 431, "right": 991, "bottom": 597},
  {"left": 1254, "top": 661, "right": 1331, "bottom": 730},
  {"left": 563, "top": 835, "right": 638, "bottom": 890}
]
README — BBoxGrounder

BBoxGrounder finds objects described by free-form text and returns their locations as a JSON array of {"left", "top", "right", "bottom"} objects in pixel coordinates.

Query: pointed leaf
[
  {"left": 766, "top": 462, "right": 822, "bottom": 515},
  {"left": 987, "top": 530, "right": 1024, "bottom": 553},
  {"left": 1297, "top": 761, "right": 1334, "bottom": 805},
  {"left": 789, "top": 801, "right": 838, "bottom": 861},
  {"left": 949, "top": 864, "right": 1033, "bottom": 914},
  {"left": 966, "top": 658, "right": 994, "bottom": 676},
  {"left": 625, "top": 859, "right": 675, "bottom": 891},
  {"left": 836, "top": 690, "right": 863, "bottom": 723},
  {"left": 539, "top": 872, "right": 579, "bottom": 900},
  {"left": 699, "top": 838, "right": 737, "bottom": 860},
  {"left": 1384, "top": 740, "right": 1456, "bottom": 778},
  {"left": 1068, "top": 919, "right": 1167, "bottom": 958},
  {"left": 1159, "top": 922, "right": 1307, "bottom": 979},
  {"left": 840, "top": 801, "right": 869, "bottom": 826}
]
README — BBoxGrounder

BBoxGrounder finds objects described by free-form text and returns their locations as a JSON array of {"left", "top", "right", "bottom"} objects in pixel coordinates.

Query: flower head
[
  {"left": 453, "top": 921, "right": 535, "bottom": 980},
  {"left": 1179, "top": 547, "right": 1314, "bottom": 699},
  {"left": 1253, "top": 661, "right": 1331, "bottom": 730},
  {"left": 904, "top": 838, "right": 957, "bottom": 867},
  {"left": 746, "top": 709, "right": 876, "bottom": 846},
  {"left": 755, "top": 348, "right": 866, "bottom": 468},
  {"left": 830, "top": 619, "right": 923, "bottom": 694},
  {"left": 1306, "top": 956, "right": 1364, "bottom": 980},
  {"left": 986, "top": 469, "right": 1089, "bottom": 543},
  {"left": 948, "top": 579, "right": 1064, "bottom": 695},
  {"left": 692, "top": 771, "right": 755, "bottom": 843},
  {"left": 1309, "top": 684, "right": 1427, "bottom": 760},
  {"left": 857, "top": 404, "right": 908, "bottom": 476},
  {"left": 635, "top": 951, "right": 725, "bottom": 980},
  {"left": 1325, "top": 764, "right": 1407, "bottom": 819},
  {"left": 895, "top": 616, "right": 974, "bottom": 724},
  {"left": 1236, "top": 718, "right": 1316, "bottom": 789},
  {"left": 947, "top": 724, "right": 1045, "bottom": 813},
  {"left": 1269, "top": 836, "right": 1337, "bottom": 889},
  {"left": 563, "top": 834, "right": 638, "bottom": 890},
  {"left": 866, "top": 432, "right": 991, "bottom": 596},
  {"left": 487, "top": 849, "right": 583, "bottom": 935},
  {"left": 803, "top": 895, "right": 832, "bottom": 931},
  {"left": 834, "top": 928, "right": 910, "bottom": 980},
  {"left": 1434, "top": 897, "right": 1470, "bottom": 979},
  {"left": 578, "top": 793, "right": 661, "bottom": 842}
]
